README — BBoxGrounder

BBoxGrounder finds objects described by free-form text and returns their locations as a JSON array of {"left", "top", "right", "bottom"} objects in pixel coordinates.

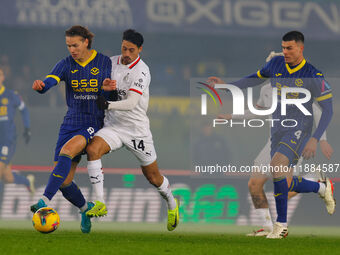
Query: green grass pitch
[{"left": 1, "top": 221, "right": 340, "bottom": 255}]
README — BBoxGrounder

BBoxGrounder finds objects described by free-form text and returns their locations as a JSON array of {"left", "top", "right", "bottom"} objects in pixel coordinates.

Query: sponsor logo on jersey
[
  {"left": 71, "top": 70, "right": 79, "bottom": 73},
  {"left": 118, "top": 89, "right": 127, "bottom": 97},
  {"left": 295, "top": 79, "right": 303, "bottom": 87},
  {"left": 91, "top": 67, "right": 99, "bottom": 75},
  {"left": 1, "top": 98, "right": 8, "bottom": 105},
  {"left": 134, "top": 81, "right": 144, "bottom": 90},
  {"left": 123, "top": 73, "right": 130, "bottom": 83}
]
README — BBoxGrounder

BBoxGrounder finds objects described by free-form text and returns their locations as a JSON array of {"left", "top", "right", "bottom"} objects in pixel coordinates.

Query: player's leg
[
  {"left": 247, "top": 141, "right": 273, "bottom": 236},
  {"left": 0, "top": 142, "right": 35, "bottom": 195},
  {"left": 4, "top": 164, "right": 35, "bottom": 194},
  {"left": 125, "top": 133, "right": 179, "bottom": 230},
  {"left": 247, "top": 174, "right": 272, "bottom": 236},
  {"left": 266, "top": 151, "right": 290, "bottom": 239},
  {"left": 141, "top": 160, "right": 179, "bottom": 231},
  {"left": 31, "top": 134, "right": 87, "bottom": 212},
  {"left": 59, "top": 161, "right": 94, "bottom": 233},
  {"left": 86, "top": 134, "right": 112, "bottom": 217},
  {"left": 0, "top": 161, "right": 6, "bottom": 190}
]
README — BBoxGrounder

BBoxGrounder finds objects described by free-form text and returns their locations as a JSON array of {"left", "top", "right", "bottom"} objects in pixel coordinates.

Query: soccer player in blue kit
[
  {"left": 0, "top": 68, "right": 34, "bottom": 194},
  {"left": 30, "top": 25, "right": 115, "bottom": 233},
  {"left": 209, "top": 31, "right": 335, "bottom": 238}
]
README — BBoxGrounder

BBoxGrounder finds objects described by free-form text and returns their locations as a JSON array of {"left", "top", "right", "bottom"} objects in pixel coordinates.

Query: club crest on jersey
[
  {"left": 123, "top": 73, "right": 130, "bottom": 83},
  {"left": 91, "top": 67, "right": 99, "bottom": 75},
  {"left": 295, "top": 79, "right": 303, "bottom": 87},
  {"left": 1, "top": 98, "right": 8, "bottom": 105}
]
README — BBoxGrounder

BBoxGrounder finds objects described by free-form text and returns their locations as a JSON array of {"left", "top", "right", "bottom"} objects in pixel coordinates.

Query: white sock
[
  {"left": 318, "top": 182, "right": 326, "bottom": 196},
  {"left": 278, "top": 222, "right": 288, "bottom": 227},
  {"left": 157, "top": 176, "right": 177, "bottom": 210},
  {"left": 80, "top": 203, "right": 88, "bottom": 213},
  {"left": 42, "top": 196, "right": 50, "bottom": 205},
  {"left": 87, "top": 159, "right": 105, "bottom": 203},
  {"left": 255, "top": 208, "right": 272, "bottom": 230}
]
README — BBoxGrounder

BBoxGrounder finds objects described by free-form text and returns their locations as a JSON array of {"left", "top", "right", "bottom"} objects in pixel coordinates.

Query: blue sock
[
  {"left": 13, "top": 172, "right": 29, "bottom": 187},
  {"left": 43, "top": 154, "right": 72, "bottom": 200},
  {"left": 289, "top": 176, "right": 319, "bottom": 193},
  {"left": 273, "top": 176, "right": 288, "bottom": 223},
  {"left": 59, "top": 181, "right": 86, "bottom": 209}
]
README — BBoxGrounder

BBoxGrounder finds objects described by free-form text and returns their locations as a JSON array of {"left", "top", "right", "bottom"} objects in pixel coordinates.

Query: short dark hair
[
  {"left": 65, "top": 25, "right": 94, "bottom": 49},
  {"left": 282, "top": 31, "right": 304, "bottom": 44},
  {"left": 122, "top": 29, "right": 144, "bottom": 48}
]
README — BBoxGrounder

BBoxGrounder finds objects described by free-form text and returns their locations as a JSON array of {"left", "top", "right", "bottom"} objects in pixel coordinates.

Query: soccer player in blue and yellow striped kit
[
  {"left": 30, "top": 25, "right": 115, "bottom": 233},
  {"left": 0, "top": 68, "right": 34, "bottom": 194},
  {"left": 209, "top": 31, "right": 335, "bottom": 238}
]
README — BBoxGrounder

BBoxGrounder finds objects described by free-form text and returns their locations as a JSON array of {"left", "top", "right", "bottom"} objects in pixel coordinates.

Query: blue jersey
[
  {"left": 42, "top": 50, "right": 112, "bottom": 127},
  {"left": 0, "top": 86, "right": 30, "bottom": 143},
  {"left": 256, "top": 56, "right": 332, "bottom": 135}
]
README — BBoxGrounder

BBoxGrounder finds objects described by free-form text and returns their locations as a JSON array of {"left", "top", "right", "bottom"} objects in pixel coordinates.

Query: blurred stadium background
[{"left": 0, "top": 0, "right": 339, "bottom": 232}]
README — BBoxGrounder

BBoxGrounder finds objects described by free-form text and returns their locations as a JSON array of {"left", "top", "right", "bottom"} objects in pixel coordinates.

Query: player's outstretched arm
[
  {"left": 320, "top": 140, "right": 333, "bottom": 160},
  {"left": 207, "top": 76, "right": 225, "bottom": 87},
  {"left": 102, "top": 78, "right": 117, "bottom": 91},
  {"left": 302, "top": 137, "right": 318, "bottom": 159},
  {"left": 97, "top": 91, "right": 141, "bottom": 111},
  {"left": 32, "top": 80, "right": 45, "bottom": 91}
]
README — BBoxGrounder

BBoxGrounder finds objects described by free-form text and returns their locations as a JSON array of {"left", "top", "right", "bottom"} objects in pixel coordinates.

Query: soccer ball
[{"left": 32, "top": 207, "right": 60, "bottom": 233}]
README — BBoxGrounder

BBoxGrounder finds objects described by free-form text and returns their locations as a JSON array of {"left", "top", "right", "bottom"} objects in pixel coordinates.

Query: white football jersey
[{"left": 104, "top": 55, "right": 151, "bottom": 137}]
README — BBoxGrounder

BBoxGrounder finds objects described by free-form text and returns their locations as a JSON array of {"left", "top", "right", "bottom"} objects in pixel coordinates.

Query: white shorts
[
  {"left": 253, "top": 139, "right": 302, "bottom": 177},
  {"left": 94, "top": 126, "right": 157, "bottom": 166}
]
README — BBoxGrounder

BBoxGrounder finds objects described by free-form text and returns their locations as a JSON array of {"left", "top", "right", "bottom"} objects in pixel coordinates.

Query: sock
[
  {"left": 13, "top": 172, "right": 29, "bottom": 187},
  {"left": 255, "top": 208, "right": 272, "bottom": 230},
  {"left": 80, "top": 203, "right": 88, "bottom": 213},
  {"left": 59, "top": 182, "right": 86, "bottom": 209},
  {"left": 42, "top": 196, "right": 50, "bottom": 204},
  {"left": 289, "top": 176, "right": 320, "bottom": 193},
  {"left": 87, "top": 159, "right": 105, "bottom": 203},
  {"left": 273, "top": 176, "right": 288, "bottom": 224},
  {"left": 278, "top": 222, "right": 288, "bottom": 227},
  {"left": 157, "top": 176, "right": 177, "bottom": 210},
  {"left": 318, "top": 182, "right": 326, "bottom": 196},
  {"left": 43, "top": 154, "right": 72, "bottom": 200}
]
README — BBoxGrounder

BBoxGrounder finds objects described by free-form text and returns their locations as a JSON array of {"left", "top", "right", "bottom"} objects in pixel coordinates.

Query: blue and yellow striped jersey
[
  {"left": 45, "top": 50, "right": 111, "bottom": 127},
  {"left": 257, "top": 56, "right": 332, "bottom": 134}
]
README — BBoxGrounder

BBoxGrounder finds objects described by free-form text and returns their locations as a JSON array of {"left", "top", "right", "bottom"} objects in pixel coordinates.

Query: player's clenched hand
[
  {"left": 207, "top": 77, "right": 225, "bottom": 87},
  {"left": 102, "top": 78, "right": 116, "bottom": 91},
  {"left": 320, "top": 140, "right": 333, "bottom": 160},
  {"left": 32, "top": 80, "right": 45, "bottom": 91},
  {"left": 302, "top": 137, "right": 318, "bottom": 160},
  {"left": 96, "top": 95, "right": 109, "bottom": 110}
]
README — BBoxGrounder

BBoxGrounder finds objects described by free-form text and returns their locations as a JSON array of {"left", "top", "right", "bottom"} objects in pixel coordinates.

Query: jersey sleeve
[
  {"left": 310, "top": 73, "right": 332, "bottom": 103},
  {"left": 129, "top": 69, "right": 150, "bottom": 95},
  {"left": 257, "top": 58, "right": 274, "bottom": 78},
  {"left": 13, "top": 91, "right": 30, "bottom": 128},
  {"left": 45, "top": 59, "right": 67, "bottom": 84}
]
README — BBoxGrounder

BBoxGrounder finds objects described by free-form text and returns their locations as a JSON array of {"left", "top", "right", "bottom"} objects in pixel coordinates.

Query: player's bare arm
[
  {"left": 320, "top": 140, "right": 333, "bottom": 160},
  {"left": 302, "top": 137, "right": 318, "bottom": 159}
]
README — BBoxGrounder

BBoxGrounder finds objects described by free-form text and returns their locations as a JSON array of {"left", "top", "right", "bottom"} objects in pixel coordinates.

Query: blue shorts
[
  {"left": 54, "top": 124, "right": 100, "bottom": 163},
  {"left": 0, "top": 141, "right": 16, "bottom": 164},
  {"left": 270, "top": 130, "right": 310, "bottom": 166}
]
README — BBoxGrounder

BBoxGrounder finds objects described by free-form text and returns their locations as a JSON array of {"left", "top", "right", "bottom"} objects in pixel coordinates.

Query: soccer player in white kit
[
  {"left": 85, "top": 29, "right": 179, "bottom": 231},
  {"left": 217, "top": 52, "right": 334, "bottom": 236}
]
